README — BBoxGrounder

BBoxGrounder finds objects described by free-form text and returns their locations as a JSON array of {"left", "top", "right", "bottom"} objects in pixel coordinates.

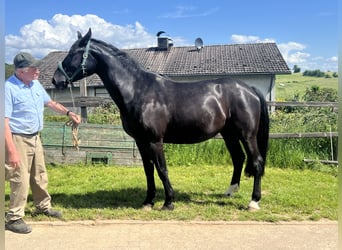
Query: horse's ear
[
  {"left": 86, "top": 28, "right": 92, "bottom": 39},
  {"left": 77, "top": 31, "right": 82, "bottom": 39},
  {"left": 77, "top": 28, "right": 91, "bottom": 40},
  {"left": 79, "top": 28, "right": 92, "bottom": 47}
]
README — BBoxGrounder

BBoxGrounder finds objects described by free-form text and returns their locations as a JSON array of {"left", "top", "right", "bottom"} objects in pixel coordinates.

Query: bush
[
  {"left": 302, "top": 69, "right": 326, "bottom": 77},
  {"left": 87, "top": 103, "right": 121, "bottom": 124},
  {"left": 303, "top": 86, "right": 338, "bottom": 102},
  {"left": 269, "top": 109, "right": 338, "bottom": 168}
]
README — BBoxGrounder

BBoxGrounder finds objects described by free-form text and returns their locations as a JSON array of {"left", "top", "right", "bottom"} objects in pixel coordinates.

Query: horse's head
[{"left": 52, "top": 28, "right": 95, "bottom": 90}]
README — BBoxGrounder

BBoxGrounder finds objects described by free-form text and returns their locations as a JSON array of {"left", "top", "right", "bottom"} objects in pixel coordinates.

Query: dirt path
[{"left": 5, "top": 220, "right": 338, "bottom": 250}]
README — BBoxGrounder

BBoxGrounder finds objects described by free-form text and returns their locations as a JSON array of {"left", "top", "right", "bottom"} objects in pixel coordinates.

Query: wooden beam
[
  {"left": 303, "top": 159, "right": 338, "bottom": 165},
  {"left": 214, "top": 132, "right": 337, "bottom": 139},
  {"left": 269, "top": 132, "right": 338, "bottom": 139},
  {"left": 59, "top": 98, "right": 338, "bottom": 108},
  {"left": 267, "top": 101, "right": 338, "bottom": 108}
]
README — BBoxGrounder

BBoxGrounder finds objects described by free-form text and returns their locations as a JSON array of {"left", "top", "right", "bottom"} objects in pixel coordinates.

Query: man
[{"left": 5, "top": 52, "right": 81, "bottom": 234}]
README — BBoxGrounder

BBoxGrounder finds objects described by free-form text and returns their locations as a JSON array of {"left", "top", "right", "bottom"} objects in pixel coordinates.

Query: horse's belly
[{"left": 163, "top": 129, "right": 218, "bottom": 144}]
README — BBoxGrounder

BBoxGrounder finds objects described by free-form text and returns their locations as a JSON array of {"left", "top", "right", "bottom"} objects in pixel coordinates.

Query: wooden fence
[
  {"left": 41, "top": 122, "right": 141, "bottom": 166},
  {"left": 63, "top": 96, "right": 339, "bottom": 108},
  {"left": 42, "top": 99, "right": 337, "bottom": 165}
]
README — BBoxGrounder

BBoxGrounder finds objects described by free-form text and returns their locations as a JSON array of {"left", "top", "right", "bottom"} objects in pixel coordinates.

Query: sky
[{"left": 5, "top": 0, "right": 338, "bottom": 72}]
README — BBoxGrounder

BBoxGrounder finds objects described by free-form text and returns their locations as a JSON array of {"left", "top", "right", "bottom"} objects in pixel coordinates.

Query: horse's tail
[{"left": 252, "top": 87, "right": 269, "bottom": 175}]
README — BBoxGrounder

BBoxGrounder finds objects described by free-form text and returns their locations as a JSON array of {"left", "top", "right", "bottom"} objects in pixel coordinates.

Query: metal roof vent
[{"left": 156, "top": 31, "right": 173, "bottom": 51}]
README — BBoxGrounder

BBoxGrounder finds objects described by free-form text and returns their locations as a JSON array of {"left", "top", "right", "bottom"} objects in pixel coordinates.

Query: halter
[{"left": 57, "top": 38, "right": 91, "bottom": 84}]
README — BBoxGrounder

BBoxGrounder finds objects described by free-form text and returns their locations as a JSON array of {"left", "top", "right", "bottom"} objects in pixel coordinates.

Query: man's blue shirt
[{"left": 5, "top": 75, "right": 51, "bottom": 134}]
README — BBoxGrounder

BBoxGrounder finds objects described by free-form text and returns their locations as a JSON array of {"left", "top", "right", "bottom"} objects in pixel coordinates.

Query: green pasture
[
  {"left": 275, "top": 73, "right": 338, "bottom": 101},
  {"left": 5, "top": 164, "right": 337, "bottom": 222}
]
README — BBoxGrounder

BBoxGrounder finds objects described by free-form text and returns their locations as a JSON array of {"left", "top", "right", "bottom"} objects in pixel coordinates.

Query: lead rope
[{"left": 65, "top": 84, "right": 80, "bottom": 150}]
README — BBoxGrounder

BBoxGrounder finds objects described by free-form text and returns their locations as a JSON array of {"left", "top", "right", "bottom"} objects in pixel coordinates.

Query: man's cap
[{"left": 13, "top": 52, "right": 41, "bottom": 68}]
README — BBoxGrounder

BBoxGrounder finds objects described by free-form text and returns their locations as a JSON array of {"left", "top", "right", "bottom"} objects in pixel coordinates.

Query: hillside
[{"left": 275, "top": 73, "right": 338, "bottom": 101}]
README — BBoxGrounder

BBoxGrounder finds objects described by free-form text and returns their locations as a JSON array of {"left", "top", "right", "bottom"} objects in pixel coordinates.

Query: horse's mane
[{"left": 91, "top": 38, "right": 145, "bottom": 72}]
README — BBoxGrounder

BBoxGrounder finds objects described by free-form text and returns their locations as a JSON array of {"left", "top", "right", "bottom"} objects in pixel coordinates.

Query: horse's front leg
[
  {"left": 150, "top": 141, "right": 175, "bottom": 210},
  {"left": 136, "top": 141, "right": 156, "bottom": 209}
]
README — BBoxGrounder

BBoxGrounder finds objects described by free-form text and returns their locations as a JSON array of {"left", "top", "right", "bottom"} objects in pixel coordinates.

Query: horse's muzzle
[{"left": 52, "top": 78, "right": 67, "bottom": 90}]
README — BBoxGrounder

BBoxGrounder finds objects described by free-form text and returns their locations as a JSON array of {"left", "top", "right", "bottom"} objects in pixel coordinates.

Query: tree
[
  {"left": 302, "top": 69, "right": 325, "bottom": 77},
  {"left": 5, "top": 63, "right": 14, "bottom": 79},
  {"left": 293, "top": 65, "right": 301, "bottom": 73}
]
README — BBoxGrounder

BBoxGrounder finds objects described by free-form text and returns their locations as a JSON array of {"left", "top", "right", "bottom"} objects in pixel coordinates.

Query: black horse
[{"left": 52, "top": 29, "right": 269, "bottom": 210}]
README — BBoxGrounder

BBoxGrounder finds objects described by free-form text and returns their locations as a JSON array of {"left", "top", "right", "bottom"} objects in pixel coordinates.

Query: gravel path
[{"left": 5, "top": 220, "right": 338, "bottom": 250}]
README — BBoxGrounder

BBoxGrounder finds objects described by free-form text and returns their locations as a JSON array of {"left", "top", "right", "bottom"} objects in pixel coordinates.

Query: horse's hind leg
[
  {"left": 241, "top": 136, "right": 264, "bottom": 210},
  {"left": 223, "top": 124, "right": 264, "bottom": 210},
  {"left": 221, "top": 130, "right": 245, "bottom": 197}
]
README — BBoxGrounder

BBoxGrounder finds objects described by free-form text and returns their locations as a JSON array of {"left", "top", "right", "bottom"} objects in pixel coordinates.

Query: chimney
[{"left": 156, "top": 31, "right": 173, "bottom": 51}]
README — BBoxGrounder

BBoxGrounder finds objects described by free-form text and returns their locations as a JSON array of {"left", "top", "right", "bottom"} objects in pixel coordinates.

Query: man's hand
[{"left": 7, "top": 150, "right": 21, "bottom": 169}]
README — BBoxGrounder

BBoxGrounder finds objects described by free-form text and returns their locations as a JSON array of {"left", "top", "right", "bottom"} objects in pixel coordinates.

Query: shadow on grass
[
  {"left": 188, "top": 193, "right": 248, "bottom": 210},
  {"left": 45, "top": 188, "right": 193, "bottom": 209},
  {"left": 5, "top": 188, "right": 245, "bottom": 210}
]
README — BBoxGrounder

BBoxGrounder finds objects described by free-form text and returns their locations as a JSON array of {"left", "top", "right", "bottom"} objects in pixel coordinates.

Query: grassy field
[
  {"left": 6, "top": 73, "right": 337, "bottom": 223},
  {"left": 5, "top": 164, "right": 337, "bottom": 222},
  {"left": 275, "top": 73, "right": 338, "bottom": 101}
]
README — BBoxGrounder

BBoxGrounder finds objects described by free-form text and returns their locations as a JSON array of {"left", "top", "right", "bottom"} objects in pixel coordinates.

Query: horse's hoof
[
  {"left": 224, "top": 192, "right": 232, "bottom": 198},
  {"left": 248, "top": 200, "right": 260, "bottom": 211},
  {"left": 142, "top": 204, "right": 154, "bottom": 211},
  {"left": 224, "top": 184, "right": 239, "bottom": 197},
  {"left": 161, "top": 203, "right": 174, "bottom": 211}
]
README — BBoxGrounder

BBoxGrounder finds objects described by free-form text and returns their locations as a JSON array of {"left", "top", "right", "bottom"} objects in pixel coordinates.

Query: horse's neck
[{"left": 93, "top": 46, "right": 146, "bottom": 111}]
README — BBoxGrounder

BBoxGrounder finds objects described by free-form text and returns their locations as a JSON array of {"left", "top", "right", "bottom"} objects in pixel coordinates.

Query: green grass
[
  {"left": 275, "top": 73, "right": 338, "bottom": 101},
  {"left": 27, "top": 73, "right": 338, "bottom": 223},
  {"left": 5, "top": 164, "right": 337, "bottom": 222}
]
